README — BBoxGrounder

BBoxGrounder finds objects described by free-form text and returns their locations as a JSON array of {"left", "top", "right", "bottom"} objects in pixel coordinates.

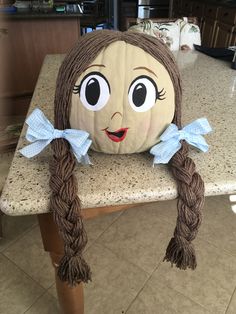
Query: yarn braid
[
  {"left": 126, "top": 32, "right": 205, "bottom": 268},
  {"left": 124, "top": 32, "right": 205, "bottom": 269},
  {"left": 49, "top": 138, "right": 91, "bottom": 285},
  {"left": 164, "top": 141, "right": 204, "bottom": 269},
  {"left": 50, "top": 31, "right": 121, "bottom": 285}
]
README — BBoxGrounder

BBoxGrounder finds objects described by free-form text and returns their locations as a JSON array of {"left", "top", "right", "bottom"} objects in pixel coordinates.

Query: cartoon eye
[
  {"left": 128, "top": 75, "right": 165, "bottom": 113},
  {"left": 74, "top": 71, "right": 110, "bottom": 111}
]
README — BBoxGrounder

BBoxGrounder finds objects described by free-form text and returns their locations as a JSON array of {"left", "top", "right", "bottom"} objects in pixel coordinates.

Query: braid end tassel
[
  {"left": 163, "top": 237, "right": 197, "bottom": 270},
  {"left": 57, "top": 255, "right": 92, "bottom": 286}
]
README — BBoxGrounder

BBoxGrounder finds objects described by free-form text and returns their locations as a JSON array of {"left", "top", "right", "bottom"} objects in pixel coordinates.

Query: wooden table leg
[{"left": 38, "top": 213, "right": 84, "bottom": 314}]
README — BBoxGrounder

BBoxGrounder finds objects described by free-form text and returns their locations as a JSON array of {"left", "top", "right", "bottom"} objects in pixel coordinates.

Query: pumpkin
[{"left": 70, "top": 41, "right": 175, "bottom": 154}]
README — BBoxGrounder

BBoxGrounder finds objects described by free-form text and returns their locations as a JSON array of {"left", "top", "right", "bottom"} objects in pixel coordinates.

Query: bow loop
[
  {"left": 183, "top": 118, "right": 212, "bottom": 135},
  {"left": 25, "top": 108, "right": 55, "bottom": 141},
  {"left": 160, "top": 123, "right": 179, "bottom": 141},
  {"left": 150, "top": 138, "right": 181, "bottom": 164},
  {"left": 150, "top": 118, "right": 212, "bottom": 165},
  {"left": 19, "top": 108, "right": 92, "bottom": 164}
]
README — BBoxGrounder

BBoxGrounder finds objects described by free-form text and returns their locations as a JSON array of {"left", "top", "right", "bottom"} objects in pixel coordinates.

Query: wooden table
[{"left": 1, "top": 51, "right": 236, "bottom": 313}]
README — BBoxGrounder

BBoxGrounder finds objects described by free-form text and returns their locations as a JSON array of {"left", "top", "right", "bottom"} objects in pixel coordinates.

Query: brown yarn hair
[{"left": 50, "top": 30, "right": 204, "bottom": 286}]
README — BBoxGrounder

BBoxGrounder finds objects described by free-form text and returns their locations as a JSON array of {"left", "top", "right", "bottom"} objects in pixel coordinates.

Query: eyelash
[
  {"left": 157, "top": 87, "right": 166, "bottom": 101},
  {"left": 72, "top": 80, "right": 166, "bottom": 100},
  {"left": 73, "top": 85, "right": 80, "bottom": 94}
]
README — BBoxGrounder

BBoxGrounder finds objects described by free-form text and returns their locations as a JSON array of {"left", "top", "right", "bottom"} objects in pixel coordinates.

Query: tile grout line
[
  {"left": 0, "top": 221, "right": 38, "bottom": 253},
  {"left": 84, "top": 209, "right": 126, "bottom": 252},
  {"left": 97, "top": 240, "right": 151, "bottom": 275},
  {"left": 0, "top": 253, "right": 46, "bottom": 314},
  {"left": 156, "top": 255, "right": 229, "bottom": 313},
  {"left": 161, "top": 279, "right": 214, "bottom": 313},
  {"left": 225, "top": 286, "right": 236, "bottom": 314},
  {"left": 87, "top": 208, "right": 177, "bottom": 271},
  {"left": 91, "top": 216, "right": 174, "bottom": 276},
  {"left": 124, "top": 260, "right": 213, "bottom": 314},
  {"left": 101, "top": 240, "right": 213, "bottom": 314},
  {"left": 197, "top": 235, "right": 236, "bottom": 260},
  {"left": 90, "top": 216, "right": 178, "bottom": 276},
  {"left": 23, "top": 290, "right": 49, "bottom": 314},
  {"left": 46, "top": 282, "right": 58, "bottom": 300},
  {"left": 124, "top": 260, "right": 163, "bottom": 313},
  {"left": 154, "top": 257, "right": 228, "bottom": 313},
  {"left": 1, "top": 252, "right": 52, "bottom": 292}
]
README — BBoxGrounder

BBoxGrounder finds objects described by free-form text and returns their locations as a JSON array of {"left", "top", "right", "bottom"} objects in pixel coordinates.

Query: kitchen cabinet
[
  {"left": 171, "top": 0, "right": 236, "bottom": 48},
  {"left": 214, "top": 21, "right": 234, "bottom": 48},
  {"left": 201, "top": 18, "right": 216, "bottom": 47},
  {"left": 201, "top": 4, "right": 219, "bottom": 47},
  {"left": 213, "top": 6, "right": 236, "bottom": 47},
  {"left": 0, "top": 16, "right": 81, "bottom": 117}
]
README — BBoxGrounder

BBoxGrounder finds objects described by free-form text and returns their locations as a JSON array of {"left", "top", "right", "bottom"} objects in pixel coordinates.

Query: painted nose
[
  {"left": 111, "top": 111, "right": 122, "bottom": 120},
  {"left": 108, "top": 111, "right": 123, "bottom": 131}
]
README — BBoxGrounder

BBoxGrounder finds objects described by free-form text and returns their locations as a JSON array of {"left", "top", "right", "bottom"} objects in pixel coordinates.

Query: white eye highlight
[
  {"left": 76, "top": 71, "right": 110, "bottom": 111},
  {"left": 128, "top": 75, "right": 158, "bottom": 112}
]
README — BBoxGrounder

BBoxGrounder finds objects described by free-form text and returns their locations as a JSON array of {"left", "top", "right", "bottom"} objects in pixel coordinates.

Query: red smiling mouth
[{"left": 103, "top": 128, "right": 129, "bottom": 142}]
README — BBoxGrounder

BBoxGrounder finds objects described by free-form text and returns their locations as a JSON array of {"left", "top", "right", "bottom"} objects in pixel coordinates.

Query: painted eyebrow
[
  {"left": 133, "top": 66, "right": 157, "bottom": 78},
  {"left": 84, "top": 64, "right": 106, "bottom": 71}
]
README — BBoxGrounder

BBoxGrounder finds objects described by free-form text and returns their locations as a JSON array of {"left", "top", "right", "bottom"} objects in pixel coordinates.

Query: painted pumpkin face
[{"left": 70, "top": 41, "right": 175, "bottom": 154}]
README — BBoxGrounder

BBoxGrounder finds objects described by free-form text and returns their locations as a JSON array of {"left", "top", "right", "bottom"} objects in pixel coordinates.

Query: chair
[
  {"left": 125, "top": 17, "right": 200, "bottom": 51},
  {"left": 125, "top": 16, "right": 198, "bottom": 31}
]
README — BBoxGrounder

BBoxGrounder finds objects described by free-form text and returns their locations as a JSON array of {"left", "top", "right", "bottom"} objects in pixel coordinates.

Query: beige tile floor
[{"left": 1, "top": 151, "right": 236, "bottom": 314}]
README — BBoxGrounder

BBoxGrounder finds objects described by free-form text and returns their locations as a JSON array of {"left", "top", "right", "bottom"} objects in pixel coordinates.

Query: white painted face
[{"left": 70, "top": 41, "right": 175, "bottom": 154}]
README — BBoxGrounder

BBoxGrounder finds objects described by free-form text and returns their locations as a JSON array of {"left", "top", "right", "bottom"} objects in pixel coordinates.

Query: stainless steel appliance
[{"left": 137, "top": 0, "right": 170, "bottom": 19}]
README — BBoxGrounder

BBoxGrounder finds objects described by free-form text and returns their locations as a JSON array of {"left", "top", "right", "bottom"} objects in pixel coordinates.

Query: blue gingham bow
[
  {"left": 19, "top": 108, "right": 92, "bottom": 164},
  {"left": 150, "top": 118, "right": 212, "bottom": 164}
]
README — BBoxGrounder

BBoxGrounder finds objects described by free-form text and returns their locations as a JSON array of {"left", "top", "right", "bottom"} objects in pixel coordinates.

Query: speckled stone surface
[{"left": 1, "top": 51, "right": 236, "bottom": 215}]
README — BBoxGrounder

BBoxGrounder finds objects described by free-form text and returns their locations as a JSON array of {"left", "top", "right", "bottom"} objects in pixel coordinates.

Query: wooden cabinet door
[
  {"left": 213, "top": 22, "right": 233, "bottom": 48},
  {"left": 218, "top": 7, "right": 236, "bottom": 25},
  {"left": 204, "top": 4, "right": 218, "bottom": 19},
  {"left": 201, "top": 17, "right": 216, "bottom": 47},
  {"left": 0, "top": 18, "right": 80, "bottom": 99}
]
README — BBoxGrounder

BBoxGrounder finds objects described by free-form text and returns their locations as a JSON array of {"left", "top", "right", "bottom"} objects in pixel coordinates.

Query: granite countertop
[
  {"left": 0, "top": 51, "right": 236, "bottom": 216},
  {"left": 0, "top": 11, "right": 97, "bottom": 19}
]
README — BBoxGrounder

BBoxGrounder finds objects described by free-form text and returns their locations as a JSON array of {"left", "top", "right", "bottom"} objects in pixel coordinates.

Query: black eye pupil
[
  {"left": 132, "top": 83, "right": 147, "bottom": 107},
  {"left": 85, "top": 78, "right": 100, "bottom": 106}
]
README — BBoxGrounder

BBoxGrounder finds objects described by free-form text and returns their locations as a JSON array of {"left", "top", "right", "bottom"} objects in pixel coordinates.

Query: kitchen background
[{"left": 0, "top": 2, "right": 236, "bottom": 313}]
